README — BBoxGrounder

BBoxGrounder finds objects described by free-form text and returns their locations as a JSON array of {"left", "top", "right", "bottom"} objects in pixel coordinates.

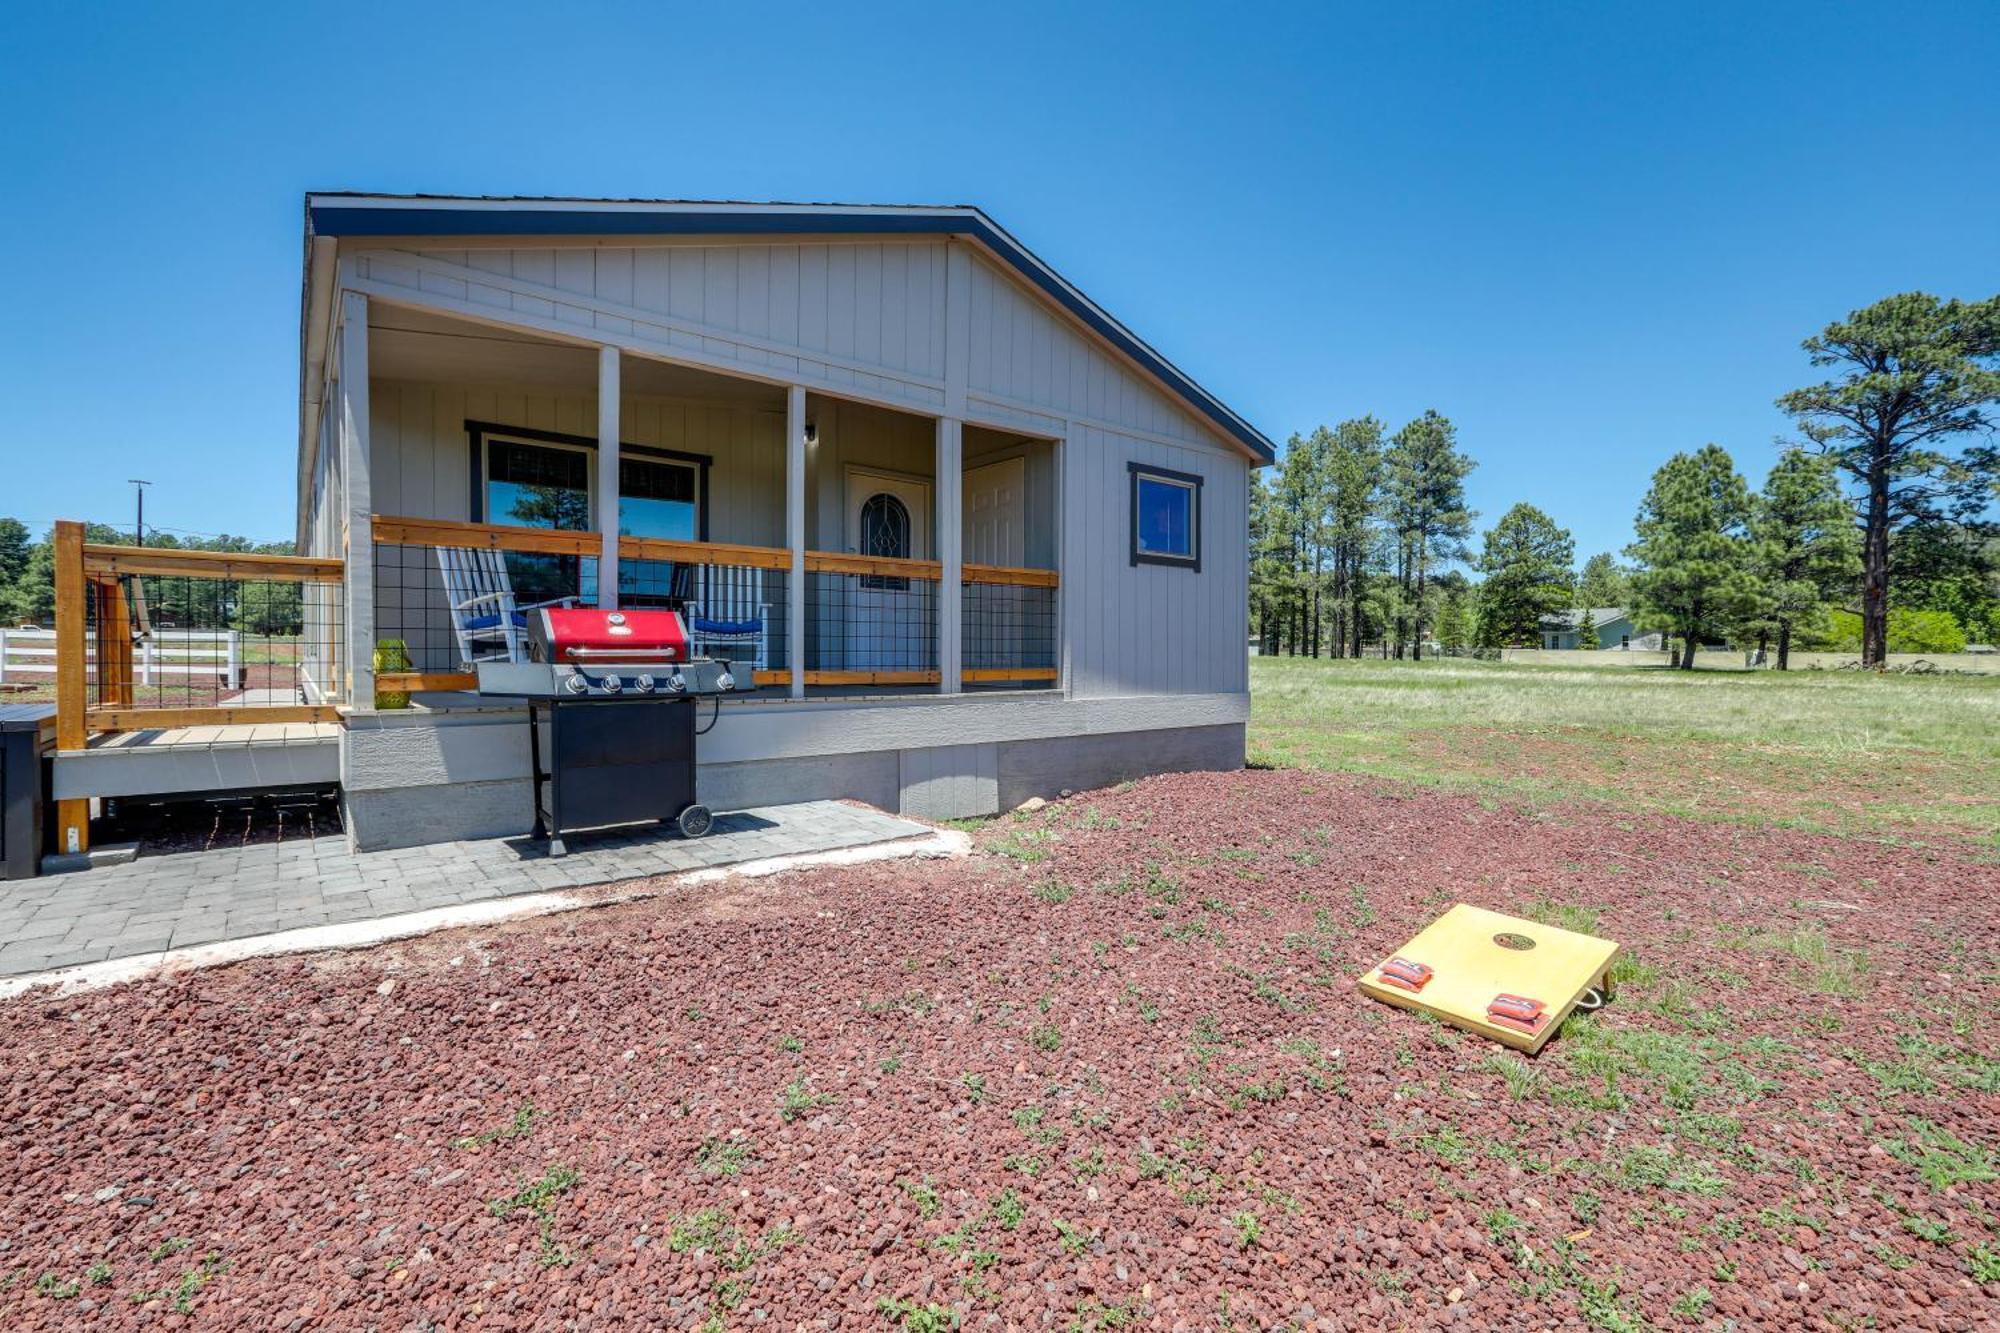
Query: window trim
[
  {"left": 1127, "top": 461, "right": 1203, "bottom": 572},
  {"left": 465, "top": 419, "right": 711, "bottom": 541}
]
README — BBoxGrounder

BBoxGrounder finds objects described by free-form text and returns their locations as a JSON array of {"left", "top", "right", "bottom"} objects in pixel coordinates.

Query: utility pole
[{"left": 128, "top": 479, "right": 151, "bottom": 546}]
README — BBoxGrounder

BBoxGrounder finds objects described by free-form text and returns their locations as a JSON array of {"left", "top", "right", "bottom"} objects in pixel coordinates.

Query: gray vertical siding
[
  {"left": 1062, "top": 424, "right": 1249, "bottom": 700},
  {"left": 345, "top": 235, "right": 1256, "bottom": 705}
]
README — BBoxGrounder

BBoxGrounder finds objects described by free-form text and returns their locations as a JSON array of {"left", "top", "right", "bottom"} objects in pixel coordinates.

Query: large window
[
  {"left": 471, "top": 423, "right": 708, "bottom": 606},
  {"left": 1128, "top": 462, "right": 1202, "bottom": 571}
]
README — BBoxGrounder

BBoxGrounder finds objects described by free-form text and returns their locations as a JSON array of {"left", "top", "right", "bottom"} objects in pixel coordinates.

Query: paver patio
[{"left": 0, "top": 800, "right": 929, "bottom": 978}]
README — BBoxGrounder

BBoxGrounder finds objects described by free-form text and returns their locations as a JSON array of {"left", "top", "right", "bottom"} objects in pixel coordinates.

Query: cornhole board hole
[{"left": 1359, "top": 903, "right": 1621, "bottom": 1055}]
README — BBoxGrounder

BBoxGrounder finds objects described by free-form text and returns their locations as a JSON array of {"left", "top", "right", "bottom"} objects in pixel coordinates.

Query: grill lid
[{"left": 533, "top": 608, "right": 691, "bottom": 662}]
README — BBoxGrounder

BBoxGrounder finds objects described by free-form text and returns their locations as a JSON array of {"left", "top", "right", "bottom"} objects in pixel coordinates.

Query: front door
[{"left": 844, "top": 468, "right": 933, "bottom": 671}]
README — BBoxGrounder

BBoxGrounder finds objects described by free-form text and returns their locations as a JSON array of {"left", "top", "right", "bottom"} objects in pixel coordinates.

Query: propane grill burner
[{"left": 473, "top": 607, "right": 738, "bottom": 852}]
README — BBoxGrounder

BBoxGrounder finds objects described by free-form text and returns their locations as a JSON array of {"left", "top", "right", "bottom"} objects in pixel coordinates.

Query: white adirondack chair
[
  {"left": 687, "top": 566, "right": 769, "bottom": 671},
  {"left": 435, "top": 546, "right": 578, "bottom": 667}
]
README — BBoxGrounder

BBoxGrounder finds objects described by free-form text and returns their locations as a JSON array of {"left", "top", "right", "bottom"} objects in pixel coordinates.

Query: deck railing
[
  {"left": 370, "top": 515, "right": 1058, "bottom": 692},
  {"left": 47, "top": 519, "right": 347, "bottom": 852}
]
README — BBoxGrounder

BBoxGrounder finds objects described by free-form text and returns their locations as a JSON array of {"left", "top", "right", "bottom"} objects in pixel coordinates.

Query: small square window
[{"left": 1128, "top": 463, "right": 1202, "bottom": 571}]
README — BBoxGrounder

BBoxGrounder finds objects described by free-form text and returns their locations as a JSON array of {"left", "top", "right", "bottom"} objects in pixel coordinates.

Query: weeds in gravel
[
  {"left": 1067, "top": 1298, "right": 1141, "bottom": 1331},
  {"left": 670, "top": 1208, "right": 798, "bottom": 1323},
  {"left": 1032, "top": 878, "right": 1077, "bottom": 904},
  {"left": 35, "top": 1273, "right": 81, "bottom": 1300},
  {"left": 1228, "top": 1211, "right": 1261, "bottom": 1248},
  {"left": 1618, "top": 1144, "right": 1727, "bottom": 1196},
  {"left": 1769, "top": 925, "right": 1871, "bottom": 996},
  {"left": 148, "top": 1238, "right": 192, "bottom": 1262},
  {"left": 694, "top": 1136, "right": 755, "bottom": 1176},
  {"left": 1902, "top": 1214, "right": 1956, "bottom": 1244},
  {"left": 454, "top": 1103, "right": 538, "bottom": 1150},
  {"left": 959, "top": 1073, "right": 987, "bottom": 1104},
  {"left": 488, "top": 1165, "right": 582, "bottom": 1267},
  {"left": 779, "top": 1077, "right": 835, "bottom": 1121},
  {"left": 993, "top": 1188, "right": 1026, "bottom": 1230},
  {"left": 1881, "top": 1127, "right": 1995, "bottom": 1200},
  {"left": 85, "top": 1262, "right": 112, "bottom": 1287},
  {"left": 878, "top": 1296, "right": 960, "bottom": 1330},
  {"left": 1527, "top": 897, "right": 1603, "bottom": 935},
  {"left": 900, "top": 1175, "right": 942, "bottom": 1218},
  {"left": 127, "top": 1253, "right": 226, "bottom": 1313},
  {"left": 1970, "top": 1244, "right": 2000, "bottom": 1283},
  {"left": 1030, "top": 1022, "right": 1063, "bottom": 1053},
  {"left": 1483, "top": 1052, "right": 1551, "bottom": 1102},
  {"left": 1051, "top": 1217, "right": 1093, "bottom": 1255}
]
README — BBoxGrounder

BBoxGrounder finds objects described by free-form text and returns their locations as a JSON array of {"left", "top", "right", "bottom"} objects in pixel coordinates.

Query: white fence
[{"left": 0, "top": 627, "right": 243, "bottom": 687}]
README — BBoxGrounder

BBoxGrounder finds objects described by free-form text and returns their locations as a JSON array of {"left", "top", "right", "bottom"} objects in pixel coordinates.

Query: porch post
[
  {"left": 53, "top": 519, "right": 88, "bottom": 854},
  {"left": 786, "top": 384, "right": 807, "bottom": 699},
  {"left": 935, "top": 418, "right": 963, "bottom": 694},
  {"left": 597, "top": 346, "right": 621, "bottom": 609},
  {"left": 339, "top": 290, "right": 375, "bottom": 709}
]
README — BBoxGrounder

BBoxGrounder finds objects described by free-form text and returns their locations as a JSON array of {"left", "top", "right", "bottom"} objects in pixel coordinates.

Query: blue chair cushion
[
  {"left": 691, "top": 616, "right": 762, "bottom": 636},
  {"left": 463, "top": 611, "right": 529, "bottom": 632}
]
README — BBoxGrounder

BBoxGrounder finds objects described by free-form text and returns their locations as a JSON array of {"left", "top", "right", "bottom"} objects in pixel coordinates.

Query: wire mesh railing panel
[
  {"left": 962, "top": 581, "right": 1057, "bottom": 685},
  {"left": 82, "top": 572, "right": 338, "bottom": 713},
  {"left": 805, "top": 570, "right": 940, "bottom": 678},
  {"left": 625, "top": 557, "right": 789, "bottom": 679}
]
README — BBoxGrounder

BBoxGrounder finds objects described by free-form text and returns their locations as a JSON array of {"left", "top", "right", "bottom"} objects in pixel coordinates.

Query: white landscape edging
[{"left": 0, "top": 829, "right": 969, "bottom": 1001}]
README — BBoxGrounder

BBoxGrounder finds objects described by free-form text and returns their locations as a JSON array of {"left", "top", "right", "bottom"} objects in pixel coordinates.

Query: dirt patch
[{"left": 2, "top": 770, "right": 1996, "bottom": 1329}]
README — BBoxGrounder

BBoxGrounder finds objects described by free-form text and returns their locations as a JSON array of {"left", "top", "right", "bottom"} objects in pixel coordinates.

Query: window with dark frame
[
  {"left": 468, "top": 421, "right": 710, "bottom": 608},
  {"left": 1128, "top": 462, "right": 1202, "bottom": 571}
]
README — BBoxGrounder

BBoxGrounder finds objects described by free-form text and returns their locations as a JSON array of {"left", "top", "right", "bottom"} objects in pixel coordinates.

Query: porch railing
[{"left": 370, "top": 515, "right": 1058, "bottom": 692}]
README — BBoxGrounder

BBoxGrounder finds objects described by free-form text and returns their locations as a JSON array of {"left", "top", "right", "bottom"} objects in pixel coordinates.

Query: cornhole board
[{"left": 1359, "top": 903, "right": 1621, "bottom": 1055}]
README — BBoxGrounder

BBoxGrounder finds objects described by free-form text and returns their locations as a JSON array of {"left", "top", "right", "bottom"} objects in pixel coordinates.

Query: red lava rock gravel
[{"left": 2, "top": 768, "right": 1997, "bottom": 1330}]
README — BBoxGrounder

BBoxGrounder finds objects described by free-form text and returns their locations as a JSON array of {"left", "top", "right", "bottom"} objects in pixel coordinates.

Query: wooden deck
[{"left": 55, "top": 721, "right": 341, "bottom": 801}]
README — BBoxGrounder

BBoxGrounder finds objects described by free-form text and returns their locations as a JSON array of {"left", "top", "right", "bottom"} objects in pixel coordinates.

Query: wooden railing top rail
[
  {"left": 372, "top": 515, "right": 598, "bottom": 558},
  {"left": 373, "top": 514, "right": 1059, "bottom": 587},
  {"left": 964, "top": 562, "right": 1059, "bottom": 589},
  {"left": 82, "top": 543, "right": 344, "bottom": 583},
  {"left": 621, "top": 535, "right": 791, "bottom": 571}
]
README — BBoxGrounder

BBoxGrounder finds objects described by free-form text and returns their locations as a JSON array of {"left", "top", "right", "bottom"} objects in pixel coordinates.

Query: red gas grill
[{"left": 474, "top": 607, "right": 738, "bottom": 852}]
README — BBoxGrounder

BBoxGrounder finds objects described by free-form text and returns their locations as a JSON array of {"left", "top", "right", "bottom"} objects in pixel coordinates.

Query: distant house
[{"left": 1539, "top": 607, "right": 1658, "bottom": 650}]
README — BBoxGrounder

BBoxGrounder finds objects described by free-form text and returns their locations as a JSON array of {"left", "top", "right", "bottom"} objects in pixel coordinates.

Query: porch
[{"left": 351, "top": 304, "right": 1063, "bottom": 702}]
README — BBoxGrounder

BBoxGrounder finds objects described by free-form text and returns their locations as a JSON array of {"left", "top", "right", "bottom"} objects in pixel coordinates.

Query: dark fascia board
[{"left": 306, "top": 195, "right": 1275, "bottom": 464}]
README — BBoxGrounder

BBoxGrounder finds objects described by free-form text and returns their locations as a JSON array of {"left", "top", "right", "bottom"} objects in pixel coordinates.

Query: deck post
[
  {"left": 597, "top": 346, "right": 621, "bottom": 609},
  {"left": 786, "top": 385, "right": 807, "bottom": 699},
  {"left": 338, "top": 290, "right": 375, "bottom": 708},
  {"left": 936, "top": 418, "right": 963, "bottom": 695},
  {"left": 53, "top": 519, "right": 88, "bottom": 854}
]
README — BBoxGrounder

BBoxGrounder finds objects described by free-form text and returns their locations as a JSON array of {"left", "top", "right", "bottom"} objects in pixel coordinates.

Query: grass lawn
[{"left": 1249, "top": 655, "right": 2000, "bottom": 849}]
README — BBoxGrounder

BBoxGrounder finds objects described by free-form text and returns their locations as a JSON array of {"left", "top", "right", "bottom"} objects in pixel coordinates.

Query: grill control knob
[
  {"left": 667, "top": 673, "right": 686, "bottom": 693},
  {"left": 563, "top": 673, "right": 589, "bottom": 695},
  {"left": 634, "top": 674, "right": 655, "bottom": 694},
  {"left": 715, "top": 671, "right": 737, "bottom": 692},
  {"left": 602, "top": 674, "right": 623, "bottom": 694}
]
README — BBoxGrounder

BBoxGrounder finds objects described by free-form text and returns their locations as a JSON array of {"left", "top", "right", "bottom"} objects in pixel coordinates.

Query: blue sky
[{"left": 2, "top": 2, "right": 1995, "bottom": 564}]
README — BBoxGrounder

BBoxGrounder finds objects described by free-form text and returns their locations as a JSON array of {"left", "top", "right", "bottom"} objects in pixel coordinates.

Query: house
[
  {"left": 41, "top": 196, "right": 1270, "bottom": 853},
  {"left": 1538, "top": 608, "right": 1657, "bottom": 650}
]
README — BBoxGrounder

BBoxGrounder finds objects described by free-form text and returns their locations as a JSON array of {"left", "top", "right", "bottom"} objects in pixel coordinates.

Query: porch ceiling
[{"left": 366, "top": 305, "right": 783, "bottom": 407}]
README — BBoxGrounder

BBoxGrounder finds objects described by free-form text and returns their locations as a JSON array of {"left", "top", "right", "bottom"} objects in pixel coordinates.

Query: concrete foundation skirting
[{"left": 338, "top": 695, "right": 1247, "bottom": 850}]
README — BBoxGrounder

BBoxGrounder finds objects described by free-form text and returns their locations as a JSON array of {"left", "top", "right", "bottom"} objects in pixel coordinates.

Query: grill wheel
[{"left": 675, "top": 804, "right": 714, "bottom": 839}]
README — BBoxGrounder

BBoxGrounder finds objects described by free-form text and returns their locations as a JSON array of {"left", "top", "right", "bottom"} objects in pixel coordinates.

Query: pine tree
[
  {"left": 1478, "top": 504, "right": 1575, "bottom": 647},
  {"left": 1750, "top": 448, "right": 1861, "bottom": 670},
  {"left": 1575, "top": 606, "right": 1599, "bottom": 649},
  {"left": 1777, "top": 292, "right": 2000, "bottom": 666},
  {"left": 1382, "top": 411, "right": 1476, "bottom": 658},
  {"left": 1575, "top": 552, "right": 1631, "bottom": 609},
  {"left": 1626, "top": 445, "right": 1762, "bottom": 669}
]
